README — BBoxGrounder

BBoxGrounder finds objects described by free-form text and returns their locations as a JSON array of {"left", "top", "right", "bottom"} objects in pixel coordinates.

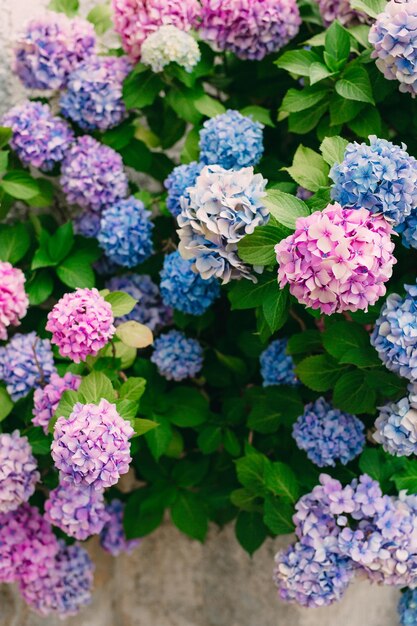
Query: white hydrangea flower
[{"left": 141, "top": 25, "right": 201, "bottom": 73}]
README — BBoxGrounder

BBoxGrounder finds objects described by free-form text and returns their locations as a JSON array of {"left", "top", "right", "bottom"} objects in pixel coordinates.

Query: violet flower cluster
[
  {"left": 399, "top": 589, "right": 417, "bottom": 626},
  {"left": 371, "top": 282, "right": 417, "bottom": 382},
  {"left": 177, "top": 164, "right": 269, "bottom": 283},
  {"left": 13, "top": 11, "right": 96, "bottom": 90},
  {"left": 0, "top": 431, "right": 39, "bottom": 514},
  {"left": 46, "top": 288, "right": 115, "bottom": 363},
  {"left": 2, "top": 100, "right": 74, "bottom": 172},
  {"left": 330, "top": 136, "right": 417, "bottom": 226},
  {"left": 316, "top": 0, "right": 368, "bottom": 26},
  {"left": 33, "top": 372, "right": 81, "bottom": 434},
  {"left": 60, "top": 56, "right": 132, "bottom": 131},
  {"left": 275, "top": 203, "right": 396, "bottom": 315},
  {"left": 100, "top": 499, "right": 140, "bottom": 556},
  {"left": 160, "top": 251, "right": 220, "bottom": 316},
  {"left": 0, "top": 332, "right": 55, "bottom": 401},
  {"left": 141, "top": 25, "right": 201, "bottom": 73},
  {"left": 292, "top": 397, "right": 365, "bottom": 467},
  {"left": 151, "top": 329, "right": 203, "bottom": 381},
  {"left": 164, "top": 162, "right": 204, "bottom": 218},
  {"left": 259, "top": 338, "right": 298, "bottom": 387},
  {"left": 0, "top": 261, "right": 28, "bottom": 340},
  {"left": 374, "top": 384, "right": 417, "bottom": 457},
  {"left": 199, "top": 0, "right": 301, "bottom": 61}
]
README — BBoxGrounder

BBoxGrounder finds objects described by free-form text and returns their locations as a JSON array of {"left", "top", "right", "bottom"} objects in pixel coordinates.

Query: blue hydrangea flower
[
  {"left": 371, "top": 283, "right": 417, "bottom": 381},
  {"left": 106, "top": 273, "right": 172, "bottom": 331},
  {"left": 74, "top": 211, "right": 101, "bottom": 239},
  {"left": 199, "top": 110, "right": 264, "bottom": 170},
  {"left": 292, "top": 397, "right": 365, "bottom": 467},
  {"left": 98, "top": 197, "right": 154, "bottom": 268},
  {"left": 401, "top": 210, "right": 417, "bottom": 250},
  {"left": 0, "top": 332, "right": 56, "bottom": 401},
  {"left": 60, "top": 56, "right": 131, "bottom": 131},
  {"left": 399, "top": 589, "right": 417, "bottom": 626},
  {"left": 151, "top": 330, "right": 203, "bottom": 381},
  {"left": 259, "top": 338, "right": 298, "bottom": 387},
  {"left": 374, "top": 384, "right": 417, "bottom": 456},
  {"left": 159, "top": 251, "right": 220, "bottom": 316},
  {"left": 330, "top": 136, "right": 417, "bottom": 226},
  {"left": 164, "top": 162, "right": 203, "bottom": 218}
]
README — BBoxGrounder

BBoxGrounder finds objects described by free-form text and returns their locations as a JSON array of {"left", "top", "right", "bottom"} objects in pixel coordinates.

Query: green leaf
[
  {"left": 263, "top": 495, "right": 295, "bottom": 535},
  {"left": 180, "top": 126, "right": 200, "bottom": 164},
  {"left": 264, "top": 462, "right": 299, "bottom": 502},
  {"left": 26, "top": 427, "right": 52, "bottom": 455},
  {"left": 348, "top": 106, "right": 382, "bottom": 138},
  {"left": 124, "top": 489, "right": 165, "bottom": 539},
  {"left": 1, "top": 171, "right": 40, "bottom": 200},
  {"left": 223, "top": 428, "right": 241, "bottom": 457},
  {"left": 0, "top": 386, "right": 13, "bottom": 422},
  {"left": 288, "top": 100, "right": 328, "bottom": 134},
  {"left": 284, "top": 145, "right": 329, "bottom": 192},
  {"left": 296, "top": 354, "right": 347, "bottom": 391},
  {"left": 231, "top": 488, "right": 262, "bottom": 512},
  {"left": 275, "top": 49, "right": 322, "bottom": 77},
  {"left": 333, "top": 370, "right": 377, "bottom": 414},
  {"left": 320, "top": 136, "right": 349, "bottom": 166},
  {"left": 350, "top": 0, "right": 386, "bottom": 18},
  {"left": 47, "top": 222, "right": 74, "bottom": 264},
  {"left": 358, "top": 447, "right": 403, "bottom": 489},
  {"left": 235, "top": 511, "right": 268, "bottom": 555},
  {"left": 262, "top": 286, "right": 289, "bottom": 334},
  {"left": 166, "top": 387, "right": 209, "bottom": 427},
  {"left": 166, "top": 86, "right": 203, "bottom": 125},
  {"left": 215, "top": 352, "right": 247, "bottom": 377},
  {"left": 228, "top": 274, "right": 278, "bottom": 311},
  {"left": 392, "top": 460, "right": 417, "bottom": 494},
  {"left": 235, "top": 452, "right": 268, "bottom": 494},
  {"left": 116, "top": 321, "right": 154, "bottom": 348},
  {"left": 325, "top": 21, "right": 351, "bottom": 67},
  {"left": 26, "top": 270, "right": 54, "bottom": 306},
  {"left": 287, "top": 330, "right": 322, "bottom": 355},
  {"left": 240, "top": 106, "right": 274, "bottom": 127},
  {"left": 49, "top": 389, "right": 80, "bottom": 433},
  {"left": 48, "top": 0, "right": 79, "bottom": 15},
  {"left": 247, "top": 387, "right": 303, "bottom": 433},
  {"left": 120, "top": 377, "right": 147, "bottom": 403},
  {"left": 123, "top": 70, "right": 163, "bottom": 109},
  {"left": 27, "top": 178, "right": 54, "bottom": 208},
  {"left": 0, "top": 223, "right": 30, "bottom": 263},
  {"left": 115, "top": 398, "right": 139, "bottom": 422},
  {"left": 87, "top": 2, "right": 112, "bottom": 34},
  {"left": 322, "top": 321, "right": 370, "bottom": 359},
  {"left": 120, "top": 139, "right": 152, "bottom": 173},
  {"left": 339, "top": 346, "right": 381, "bottom": 368},
  {"left": 105, "top": 291, "right": 137, "bottom": 317},
  {"left": 329, "top": 94, "right": 364, "bottom": 125},
  {"left": 171, "top": 491, "right": 208, "bottom": 542},
  {"left": 56, "top": 250, "right": 95, "bottom": 288},
  {"left": 193, "top": 94, "right": 226, "bottom": 118},
  {"left": 132, "top": 418, "right": 159, "bottom": 436},
  {"left": 0, "top": 126, "right": 12, "bottom": 148},
  {"left": 145, "top": 415, "right": 172, "bottom": 459},
  {"left": 237, "top": 224, "right": 290, "bottom": 266},
  {"left": 336, "top": 64, "right": 375, "bottom": 104},
  {"left": 78, "top": 371, "right": 115, "bottom": 403},
  {"left": 309, "top": 62, "right": 336, "bottom": 85},
  {"left": 366, "top": 370, "right": 407, "bottom": 398},
  {"left": 263, "top": 190, "right": 310, "bottom": 229},
  {"left": 197, "top": 425, "right": 222, "bottom": 454},
  {"left": 281, "top": 85, "right": 329, "bottom": 114}
]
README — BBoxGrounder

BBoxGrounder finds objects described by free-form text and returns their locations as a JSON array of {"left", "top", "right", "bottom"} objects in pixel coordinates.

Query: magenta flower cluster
[
  {"left": 33, "top": 372, "right": 81, "bottom": 434},
  {"left": 46, "top": 288, "right": 115, "bottom": 363},
  {"left": 0, "top": 431, "right": 39, "bottom": 514},
  {"left": 51, "top": 399, "right": 134, "bottom": 490},
  {"left": 275, "top": 203, "right": 396, "bottom": 315},
  {"left": 0, "top": 261, "right": 28, "bottom": 341},
  {"left": 100, "top": 499, "right": 140, "bottom": 556},
  {"left": 316, "top": 0, "right": 368, "bottom": 27}
]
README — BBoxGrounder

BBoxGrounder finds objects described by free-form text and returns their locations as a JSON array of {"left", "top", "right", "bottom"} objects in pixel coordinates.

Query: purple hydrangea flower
[
  {"left": 33, "top": 372, "right": 81, "bottom": 434},
  {"left": 106, "top": 273, "right": 172, "bottom": 331},
  {"left": 13, "top": 11, "right": 96, "bottom": 90},
  {"left": 60, "top": 136, "right": 128, "bottom": 212},
  {"left": 0, "top": 261, "right": 28, "bottom": 341},
  {"left": 259, "top": 338, "right": 298, "bottom": 387},
  {"left": 151, "top": 329, "right": 203, "bottom": 380},
  {"left": 0, "top": 332, "right": 56, "bottom": 401},
  {"left": 2, "top": 101, "right": 74, "bottom": 172},
  {"left": 45, "top": 483, "right": 109, "bottom": 540},
  {"left": 199, "top": 0, "right": 301, "bottom": 61},
  {"left": 98, "top": 197, "right": 154, "bottom": 268},
  {"left": 74, "top": 210, "right": 101, "bottom": 239},
  {"left": 159, "top": 251, "right": 220, "bottom": 316},
  {"left": 0, "top": 431, "right": 39, "bottom": 514},
  {"left": 164, "top": 162, "right": 204, "bottom": 218},
  {"left": 399, "top": 589, "right": 417, "bottom": 626},
  {"left": 199, "top": 110, "right": 264, "bottom": 170},
  {"left": 316, "top": 0, "right": 369, "bottom": 27},
  {"left": 100, "top": 499, "right": 140, "bottom": 556},
  {"left": 51, "top": 399, "right": 134, "bottom": 490},
  {"left": 19, "top": 540, "right": 94, "bottom": 617},
  {"left": 60, "top": 56, "right": 132, "bottom": 131}
]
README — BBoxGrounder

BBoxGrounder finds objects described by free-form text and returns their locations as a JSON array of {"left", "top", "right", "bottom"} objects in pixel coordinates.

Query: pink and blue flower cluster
[
  {"left": 0, "top": 431, "right": 39, "bottom": 514},
  {"left": 33, "top": 372, "right": 81, "bottom": 434},
  {"left": 374, "top": 384, "right": 417, "bottom": 457},
  {"left": 0, "top": 261, "right": 28, "bottom": 341}
]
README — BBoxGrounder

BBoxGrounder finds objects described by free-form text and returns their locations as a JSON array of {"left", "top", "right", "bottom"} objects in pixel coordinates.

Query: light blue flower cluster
[
  {"left": 371, "top": 283, "right": 417, "bottom": 381},
  {"left": 292, "top": 397, "right": 365, "bottom": 467},
  {"left": 98, "top": 197, "right": 154, "bottom": 268},
  {"left": 164, "top": 162, "right": 203, "bottom": 218},
  {"left": 259, "top": 338, "right": 298, "bottom": 387},
  {"left": 399, "top": 589, "right": 417, "bottom": 626},
  {"left": 199, "top": 110, "right": 264, "bottom": 170},
  {"left": 159, "top": 251, "right": 220, "bottom": 316},
  {"left": 60, "top": 56, "right": 131, "bottom": 131},
  {"left": 330, "top": 136, "right": 417, "bottom": 226},
  {"left": 0, "top": 332, "right": 56, "bottom": 401},
  {"left": 106, "top": 273, "right": 172, "bottom": 331},
  {"left": 374, "top": 384, "right": 417, "bottom": 456},
  {"left": 2, "top": 101, "right": 74, "bottom": 172},
  {"left": 151, "top": 330, "right": 203, "bottom": 381}
]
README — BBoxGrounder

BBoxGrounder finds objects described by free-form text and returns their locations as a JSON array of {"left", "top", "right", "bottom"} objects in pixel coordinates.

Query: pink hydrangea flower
[
  {"left": 0, "top": 261, "right": 28, "bottom": 341},
  {"left": 112, "top": 0, "right": 200, "bottom": 62},
  {"left": 46, "top": 288, "right": 115, "bottom": 363},
  {"left": 33, "top": 372, "right": 81, "bottom": 434},
  {"left": 45, "top": 483, "right": 109, "bottom": 540},
  {"left": 0, "top": 431, "right": 39, "bottom": 514},
  {"left": 51, "top": 399, "right": 134, "bottom": 490},
  {"left": 275, "top": 203, "right": 396, "bottom": 315}
]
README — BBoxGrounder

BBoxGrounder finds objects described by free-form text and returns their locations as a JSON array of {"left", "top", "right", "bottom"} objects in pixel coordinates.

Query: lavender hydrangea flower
[
  {"left": 74, "top": 210, "right": 101, "bottom": 239},
  {"left": 151, "top": 330, "right": 203, "bottom": 380},
  {"left": 13, "top": 11, "right": 96, "bottom": 90},
  {"left": 292, "top": 398, "right": 365, "bottom": 467},
  {"left": 0, "top": 261, "right": 28, "bottom": 340},
  {"left": 33, "top": 372, "right": 81, "bottom": 434},
  {"left": 399, "top": 589, "right": 417, "bottom": 626},
  {"left": 100, "top": 499, "right": 140, "bottom": 556},
  {"left": 199, "top": 0, "right": 301, "bottom": 61},
  {"left": 141, "top": 25, "right": 201, "bottom": 73},
  {"left": 369, "top": 0, "right": 417, "bottom": 97},
  {"left": 330, "top": 136, "right": 417, "bottom": 226},
  {"left": 374, "top": 384, "right": 417, "bottom": 456},
  {"left": 51, "top": 399, "right": 134, "bottom": 490},
  {"left": 98, "top": 197, "right": 154, "bottom": 268},
  {"left": 177, "top": 165, "right": 269, "bottom": 283},
  {"left": 371, "top": 283, "right": 417, "bottom": 381},
  {"left": 60, "top": 136, "right": 128, "bottom": 212},
  {"left": 19, "top": 540, "right": 94, "bottom": 617},
  {"left": 0, "top": 332, "right": 55, "bottom": 401},
  {"left": 199, "top": 110, "right": 264, "bottom": 170},
  {"left": 60, "top": 56, "right": 132, "bottom": 131},
  {"left": 0, "top": 431, "right": 39, "bottom": 514},
  {"left": 45, "top": 483, "right": 109, "bottom": 540},
  {"left": 259, "top": 339, "right": 298, "bottom": 387},
  {"left": 164, "top": 162, "right": 203, "bottom": 218},
  {"left": 2, "top": 101, "right": 74, "bottom": 172},
  {"left": 106, "top": 274, "right": 172, "bottom": 331},
  {"left": 160, "top": 251, "right": 220, "bottom": 316},
  {"left": 316, "top": 0, "right": 369, "bottom": 27}
]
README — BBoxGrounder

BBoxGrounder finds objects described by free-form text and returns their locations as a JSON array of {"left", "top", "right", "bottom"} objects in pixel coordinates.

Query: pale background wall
[{"left": 0, "top": 1, "right": 402, "bottom": 623}]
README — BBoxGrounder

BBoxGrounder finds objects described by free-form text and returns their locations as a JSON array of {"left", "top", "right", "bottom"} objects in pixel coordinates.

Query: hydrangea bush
[{"left": 2, "top": 0, "right": 417, "bottom": 618}]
